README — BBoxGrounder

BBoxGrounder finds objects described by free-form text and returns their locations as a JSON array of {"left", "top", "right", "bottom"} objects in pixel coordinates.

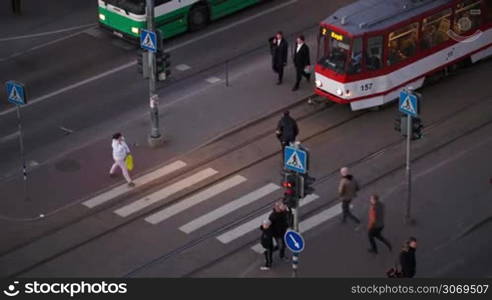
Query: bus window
[
  {"left": 454, "top": 0, "right": 482, "bottom": 34},
  {"left": 365, "top": 36, "right": 383, "bottom": 71},
  {"left": 387, "top": 22, "right": 419, "bottom": 66},
  {"left": 348, "top": 38, "right": 363, "bottom": 74},
  {"left": 318, "top": 28, "right": 351, "bottom": 74},
  {"left": 421, "top": 8, "right": 451, "bottom": 50}
]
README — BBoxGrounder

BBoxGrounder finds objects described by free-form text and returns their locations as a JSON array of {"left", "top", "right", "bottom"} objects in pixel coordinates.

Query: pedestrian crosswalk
[{"left": 83, "top": 160, "right": 347, "bottom": 255}]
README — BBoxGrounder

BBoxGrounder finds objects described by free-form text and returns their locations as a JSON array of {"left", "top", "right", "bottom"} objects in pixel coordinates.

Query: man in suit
[
  {"left": 269, "top": 31, "right": 288, "bottom": 85},
  {"left": 292, "top": 35, "right": 311, "bottom": 91}
]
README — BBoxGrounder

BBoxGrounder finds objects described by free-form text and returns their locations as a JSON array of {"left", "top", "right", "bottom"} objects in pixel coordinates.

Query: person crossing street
[
  {"left": 276, "top": 110, "right": 299, "bottom": 156},
  {"left": 338, "top": 167, "right": 361, "bottom": 226},
  {"left": 367, "top": 194, "right": 392, "bottom": 254},
  {"left": 260, "top": 219, "right": 274, "bottom": 270},
  {"left": 269, "top": 200, "right": 290, "bottom": 261},
  {"left": 292, "top": 35, "right": 311, "bottom": 91},
  {"left": 109, "top": 133, "right": 135, "bottom": 187}
]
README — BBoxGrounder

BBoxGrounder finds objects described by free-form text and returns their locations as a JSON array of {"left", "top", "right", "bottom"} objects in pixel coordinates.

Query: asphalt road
[{"left": 0, "top": 0, "right": 348, "bottom": 180}]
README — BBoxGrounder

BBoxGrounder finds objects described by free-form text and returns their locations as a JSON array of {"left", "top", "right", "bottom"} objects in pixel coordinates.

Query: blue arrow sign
[
  {"left": 284, "top": 229, "right": 305, "bottom": 253},
  {"left": 399, "top": 90, "right": 419, "bottom": 117},
  {"left": 140, "top": 29, "right": 157, "bottom": 52},
  {"left": 284, "top": 146, "right": 307, "bottom": 174},
  {"left": 5, "top": 81, "right": 26, "bottom": 105}
]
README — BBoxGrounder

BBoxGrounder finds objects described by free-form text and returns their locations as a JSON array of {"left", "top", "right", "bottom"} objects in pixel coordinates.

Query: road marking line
[
  {"left": 0, "top": 0, "right": 298, "bottom": 115},
  {"left": 217, "top": 194, "right": 319, "bottom": 244},
  {"left": 114, "top": 168, "right": 218, "bottom": 217},
  {"left": 0, "top": 23, "right": 97, "bottom": 42},
  {"left": 206, "top": 77, "right": 221, "bottom": 84},
  {"left": 145, "top": 175, "right": 247, "bottom": 225},
  {"left": 251, "top": 203, "right": 342, "bottom": 253},
  {"left": 82, "top": 160, "right": 186, "bottom": 208},
  {"left": 180, "top": 183, "right": 280, "bottom": 234},
  {"left": 175, "top": 64, "right": 191, "bottom": 71},
  {"left": 0, "top": 61, "right": 136, "bottom": 116},
  {"left": 0, "top": 131, "right": 20, "bottom": 144}
]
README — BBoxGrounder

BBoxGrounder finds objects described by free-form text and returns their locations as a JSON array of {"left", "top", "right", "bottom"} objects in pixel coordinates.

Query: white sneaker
[{"left": 260, "top": 266, "right": 270, "bottom": 271}]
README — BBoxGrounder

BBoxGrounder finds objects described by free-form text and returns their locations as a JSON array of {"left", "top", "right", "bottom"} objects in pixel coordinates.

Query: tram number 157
[{"left": 361, "top": 83, "right": 373, "bottom": 92}]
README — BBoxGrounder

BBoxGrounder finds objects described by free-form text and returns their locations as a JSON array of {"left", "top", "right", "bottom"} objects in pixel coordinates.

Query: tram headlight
[
  {"left": 99, "top": 13, "right": 106, "bottom": 21},
  {"left": 315, "top": 80, "right": 322, "bottom": 88},
  {"left": 336, "top": 88, "right": 343, "bottom": 96},
  {"left": 131, "top": 27, "right": 140, "bottom": 34}
]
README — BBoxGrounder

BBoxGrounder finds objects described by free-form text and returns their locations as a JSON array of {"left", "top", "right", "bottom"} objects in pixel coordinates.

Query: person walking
[
  {"left": 399, "top": 237, "right": 417, "bottom": 277},
  {"left": 269, "top": 31, "right": 288, "bottom": 85},
  {"left": 109, "top": 133, "right": 135, "bottom": 187},
  {"left": 260, "top": 219, "right": 274, "bottom": 270},
  {"left": 292, "top": 35, "right": 311, "bottom": 91},
  {"left": 338, "top": 167, "right": 361, "bottom": 225},
  {"left": 367, "top": 194, "right": 392, "bottom": 254},
  {"left": 276, "top": 110, "right": 299, "bottom": 154},
  {"left": 269, "top": 200, "right": 290, "bottom": 261}
]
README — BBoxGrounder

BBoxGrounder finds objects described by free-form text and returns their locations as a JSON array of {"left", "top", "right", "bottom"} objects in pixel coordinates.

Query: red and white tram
[{"left": 314, "top": 0, "right": 492, "bottom": 110}]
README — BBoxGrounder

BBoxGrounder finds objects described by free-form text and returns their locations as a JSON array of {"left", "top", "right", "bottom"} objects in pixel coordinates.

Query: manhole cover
[{"left": 54, "top": 159, "right": 81, "bottom": 172}]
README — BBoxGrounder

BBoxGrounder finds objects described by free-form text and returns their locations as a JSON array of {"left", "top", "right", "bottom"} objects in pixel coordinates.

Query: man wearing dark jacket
[
  {"left": 367, "top": 194, "right": 392, "bottom": 254},
  {"left": 276, "top": 110, "right": 299, "bottom": 153},
  {"left": 260, "top": 219, "right": 274, "bottom": 270},
  {"left": 269, "top": 31, "right": 288, "bottom": 85},
  {"left": 292, "top": 35, "right": 311, "bottom": 91},
  {"left": 400, "top": 237, "right": 417, "bottom": 277},
  {"left": 269, "top": 201, "right": 290, "bottom": 260}
]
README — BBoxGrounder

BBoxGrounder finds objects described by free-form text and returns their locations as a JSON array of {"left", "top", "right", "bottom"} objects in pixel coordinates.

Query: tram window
[
  {"left": 318, "top": 29, "right": 351, "bottom": 74},
  {"left": 366, "top": 36, "right": 383, "bottom": 71},
  {"left": 421, "top": 8, "right": 451, "bottom": 50},
  {"left": 454, "top": 0, "right": 482, "bottom": 34},
  {"left": 387, "top": 22, "right": 419, "bottom": 66},
  {"left": 484, "top": 0, "right": 492, "bottom": 21},
  {"left": 348, "top": 38, "right": 363, "bottom": 74}
]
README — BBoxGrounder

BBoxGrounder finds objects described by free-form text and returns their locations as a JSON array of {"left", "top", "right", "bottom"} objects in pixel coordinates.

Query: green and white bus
[{"left": 98, "top": 0, "right": 264, "bottom": 41}]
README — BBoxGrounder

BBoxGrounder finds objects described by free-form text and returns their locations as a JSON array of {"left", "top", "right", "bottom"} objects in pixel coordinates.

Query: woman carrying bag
[{"left": 109, "top": 132, "right": 135, "bottom": 187}]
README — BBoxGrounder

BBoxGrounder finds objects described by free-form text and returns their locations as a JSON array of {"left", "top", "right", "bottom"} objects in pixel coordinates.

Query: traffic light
[
  {"left": 394, "top": 114, "right": 408, "bottom": 136},
  {"left": 137, "top": 50, "right": 150, "bottom": 79},
  {"left": 302, "top": 173, "right": 316, "bottom": 197},
  {"left": 282, "top": 172, "right": 299, "bottom": 209},
  {"left": 411, "top": 117, "right": 423, "bottom": 140},
  {"left": 155, "top": 50, "right": 171, "bottom": 81}
]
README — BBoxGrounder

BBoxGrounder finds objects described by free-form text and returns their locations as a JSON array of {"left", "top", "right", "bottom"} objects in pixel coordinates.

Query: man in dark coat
[
  {"left": 269, "top": 31, "right": 288, "bottom": 85},
  {"left": 292, "top": 35, "right": 311, "bottom": 91},
  {"left": 260, "top": 219, "right": 274, "bottom": 270},
  {"left": 276, "top": 110, "right": 299, "bottom": 153},
  {"left": 367, "top": 194, "right": 392, "bottom": 254},
  {"left": 269, "top": 201, "right": 290, "bottom": 261},
  {"left": 400, "top": 237, "right": 417, "bottom": 277}
]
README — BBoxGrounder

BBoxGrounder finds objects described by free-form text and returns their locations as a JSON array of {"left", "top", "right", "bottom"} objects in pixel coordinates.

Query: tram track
[{"left": 5, "top": 92, "right": 490, "bottom": 278}]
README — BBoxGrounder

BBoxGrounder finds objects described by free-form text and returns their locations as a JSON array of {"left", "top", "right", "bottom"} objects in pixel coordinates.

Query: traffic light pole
[
  {"left": 405, "top": 115, "right": 412, "bottom": 224},
  {"left": 146, "top": 0, "right": 164, "bottom": 147},
  {"left": 291, "top": 173, "right": 302, "bottom": 278}
]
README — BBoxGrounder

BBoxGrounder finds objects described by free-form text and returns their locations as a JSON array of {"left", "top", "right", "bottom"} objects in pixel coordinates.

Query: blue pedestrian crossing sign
[
  {"left": 284, "top": 229, "right": 305, "bottom": 253},
  {"left": 5, "top": 81, "right": 26, "bottom": 105},
  {"left": 399, "top": 90, "right": 419, "bottom": 117},
  {"left": 140, "top": 29, "right": 157, "bottom": 52},
  {"left": 284, "top": 146, "right": 308, "bottom": 174}
]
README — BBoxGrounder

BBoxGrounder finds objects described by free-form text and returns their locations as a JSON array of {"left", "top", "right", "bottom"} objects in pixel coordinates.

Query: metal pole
[
  {"left": 291, "top": 174, "right": 303, "bottom": 278},
  {"left": 225, "top": 60, "right": 229, "bottom": 87},
  {"left": 146, "top": 0, "right": 163, "bottom": 147},
  {"left": 405, "top": 115, "right": 412, "bottom": 223},
  {"left": 16, "top": 106, "right": 28, "bottom": 201}
]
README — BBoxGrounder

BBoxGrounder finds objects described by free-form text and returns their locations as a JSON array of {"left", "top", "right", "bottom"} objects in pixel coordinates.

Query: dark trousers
[
  {"left": 368, "top": 226, "right": 392, "bottom": 253},
  {"left": 273, "top": 65, "right": 284, "bottom": 83},
  {"left": 294, "top": 67, "right": 310, "bottom": 88},
  {"left": 274, "top": 236, "right": 286, "bottom": 258},
  {"left": 12, "top": 0, "right": 21, "bottom": 15},
  {"left": 342, "top": 200, "right": 360, "bottom": 224},
  {"left": 263, "top": 247, "right": 273, "bottom": 267}
]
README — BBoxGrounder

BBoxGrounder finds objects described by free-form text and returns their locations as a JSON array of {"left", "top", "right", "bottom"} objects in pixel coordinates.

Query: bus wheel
[{"left": 189, "top": 4, "right": 209, "bottom": 31}]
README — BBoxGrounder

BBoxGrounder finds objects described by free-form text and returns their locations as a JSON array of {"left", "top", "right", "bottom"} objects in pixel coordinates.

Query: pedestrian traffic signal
[
  {"left": 282, "top": 172, "right": 299, "bottom": 208},
  {"left": 411, "top": 117, "right": 423, "bottom": 140},
  {"left": 137, "top": 50, "right": 149, "bottom": 79},
  {"left": 394, "top": 114, "right": 408, "bottom": 136},
  {"left": 302, "top": 173, "right": 316, "bottom": 197},
  {"left": 155, "top": 50, "right": 171, "bottom": 81}
]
